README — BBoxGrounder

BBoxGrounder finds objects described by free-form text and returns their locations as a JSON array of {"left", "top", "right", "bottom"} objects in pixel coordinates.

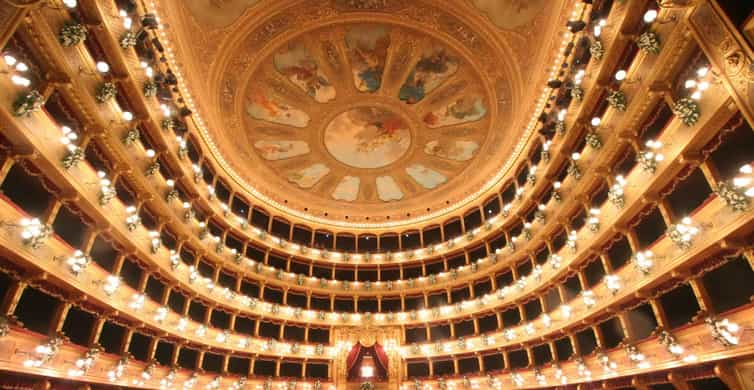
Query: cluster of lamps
[
  {"left": 4, "top": 53, "right": 32, "bottom": 87},
  {"left": 667, "top": 217, "right": 700, "bottom": 250},
  {"left": 68, "top": 346, "right": 100, "bottom": 377},
  {"left": 23, "top": 336, "right": 62, "bottom": 368}
]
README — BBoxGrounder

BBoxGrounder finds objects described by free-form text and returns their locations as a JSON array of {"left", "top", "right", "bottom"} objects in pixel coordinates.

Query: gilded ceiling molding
[{"left": 147, "top": 0, "right": 577, "bottom": 230}]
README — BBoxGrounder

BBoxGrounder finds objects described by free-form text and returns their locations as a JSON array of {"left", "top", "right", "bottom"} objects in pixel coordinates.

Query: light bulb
[
  {"left": 643, "top": 9, "right": 658, "bottom": 23},
  {"left": 96, "top": 61, "right": 110, "bottom": 73},
  {"left": 615, "top": 69, "right": 627, "bottom": 81},
  {"left": 11, "top": 75, "right": 30, "bottom": 87},
  {"left": 3, "top": 54, "right": 17, "bottom": 66}
]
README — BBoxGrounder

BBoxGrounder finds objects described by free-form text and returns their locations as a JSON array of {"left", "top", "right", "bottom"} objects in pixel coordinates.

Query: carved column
[
  {"left": 686, "top": 0, "right": 754, "bottom": 128},
  {"left": 0, "top": 0, "right": 41, "bottom": 48}
]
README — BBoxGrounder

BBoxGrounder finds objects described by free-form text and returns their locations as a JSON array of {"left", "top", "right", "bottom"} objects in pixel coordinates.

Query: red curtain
[
  {"left": 373, "top": 342, "right": 389, "bottom": 373},
  {"left": 346, "top": 342, "right": 362, "bottom": 372},
  {"left": 346, "top": 342, "right": 389, "bottom": 381}
]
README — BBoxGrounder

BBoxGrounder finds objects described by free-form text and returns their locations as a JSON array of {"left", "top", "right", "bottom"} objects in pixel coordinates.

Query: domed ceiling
[{"left": 154, "top": 0, "right": 574, "bottom": 229}]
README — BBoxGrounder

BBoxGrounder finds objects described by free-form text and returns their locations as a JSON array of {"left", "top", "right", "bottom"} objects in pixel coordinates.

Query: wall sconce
[
  {"left": 633, "top": 250, "right": 655, "bottom": 274},
  {"left": 159, "top": 368, "right": 177, "bottom": 389},
  {"left": 124, "top": 206, "right": 140, "bottom": 231},
  {"left": 206, "top": 376, "right": 222, "bottom": 390},
  {"left": 552, "top": 181, "right": 562, "bottom": 202},
  {"left": 65, "top": 250, "right": 90, "bottom": 275},
  {"left": 549, "top": 254, "right": 562, "bottom": 269},
  {"left": 608, "top": 175, "right": 627, "bottom": 209},
  {"left": 68, "top": 346, "right": 100, "bottom": 377},
  {"left": 667, "top": 217, "right": 699, "bottom": 250},
  {"left": 23, "top": 335, "right": 63, "bottom": 368},
  {"left": 129, "top": 293, "right": 145, "bottom": 311},
  {"left": 149, "top": 230, "right": 161, "bottom": 253},
  {"left": 132, "top": 361, "right": 155, "bottom": 386},
  {"left": 107, "top": 355, "right": 128, "bottom": 382},
  {"left": 638, "top": 140, "right": 664, "bottom": 173},
  {"left": 659, "top": 329, "right": 697, "bottom": 362},
  {"left": 576, "top": 357, "right": 591, "bottom": 380},
  {"left": 582, "top": 290, "right": 596, "bottom": 308},
  {"left": 169, "top": 250, "right": 180, "bottom": 270},
  {"left": 568, "top": 153, "right": 582, "bottom": 179},
  {"left": 587, "top": 208, "right": 601, "bottom": 232},
  {"left": 554, "top": 365, "right": 568, "bottom": 385},
  {"left": 716, "top": 163, "right": 753, "bottom": 212},
  {"left": 597, "top": 351, "right": 617, "bottom": 374},
  {"left": 534, "top": 368, "right": 546, "bottom": 385},
  {"left": 192, "top": 164, "right": 202, "bottom": 183},
  {"left": 60, "top": 126, "right": 83, "bottom": 170},
  {"left": 707, "top": 316, "right": 741, "bottom": 347},
  {"left": 527, "top": 166, "right": 537, "bottom": 185},
  {"left": 216, "top": 330, "right": 229, "bottom": 344},
  {"left": 566, "top": 230, "right": 578, "bottom": 252},
  {"left": 510, "top": 372, "right": 524, "bottom": 387},
  {"left": 176, "top": 317, "right": 188, "bottom": 332},
  {"left": 182, "top": 202, "right": 195, "bottom": 223},
  {"left": 20, "top": 217, "right": 51, "bottom": 249},
  {"left": 542, "top": 313, "right": 552, "bottom": 328},
  {"left": 625, "top": 343, "right": 651, "bottom": 369},
  {"left": 176, "top": 136, "right": 188, "bottom": 159},
  {"left": 97, "top": 171, "right": 116, "bottom": 206},
  {"left": 102, "top": 275, "right": 121, "bottom": 295},
  {"left": 605, "top": 274, "right": 622, "bottom": 295},
  {"left": 154, "top": 306, "right": 168, "bottom": 323}
]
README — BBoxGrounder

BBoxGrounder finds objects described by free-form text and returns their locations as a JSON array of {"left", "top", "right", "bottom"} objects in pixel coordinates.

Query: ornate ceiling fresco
[{"left": 154, "top": 0, "right": 574, "bottom": 229}]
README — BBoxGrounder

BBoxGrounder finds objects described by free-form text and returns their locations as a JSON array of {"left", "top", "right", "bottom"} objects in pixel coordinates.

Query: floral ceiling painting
[
  {"left": 324, "top": 107, "right": 411, "bottom": 169},
  {"left": 247, "top": 89, "right": 311, "bottom": 127},
  {"left": 274, "top": 43, "right": 336, "bottom": 103},
  {"left": 399, "top": 46, "right": 459, "bottom": 104},
  {"left": 345, "top": 25, "right": 391, "bottom": 93},
  {"left": 238, "top": 22, "right": 493, "bottom": 211},
  {"left": 376, "top": 176, "right": 404, "bottom": 202},
  {"left": 423, "top": 95, "right": 487, "bottom": 128},
  {"left": 406, "top": 165, "right": 447, "bottom": 189},
  {"left": 287, "top": 163, "right": 331, "bottom": 188},
  {"left": 424, "top": 140, "right": 479, "bottom": 161},
  {"left": 254, "top": 140, "right": 310, "bottom": 160},
  {"left": 332, "top": 176, "right": 361, "bottom": 201}
]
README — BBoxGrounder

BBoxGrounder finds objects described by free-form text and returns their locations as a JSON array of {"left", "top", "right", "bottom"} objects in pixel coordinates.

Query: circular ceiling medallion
[
  {"left": 232, "top": 22, "right": 498, "bottom": 213},
  {"left": 324, "top": 107, "right": 411, "bottom": 169},
  {"left": 204, "top": 0, "right": 525, "bottom": 226}
]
